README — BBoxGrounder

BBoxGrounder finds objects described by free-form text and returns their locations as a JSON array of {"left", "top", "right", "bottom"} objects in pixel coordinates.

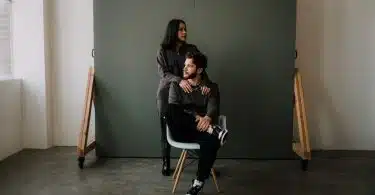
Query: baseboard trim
[
  {"left": 14, "top": 147, "right": 375, "bottom": 159},
  {"left": 311, "top": 150, "right": 375, "bottom": 159}
]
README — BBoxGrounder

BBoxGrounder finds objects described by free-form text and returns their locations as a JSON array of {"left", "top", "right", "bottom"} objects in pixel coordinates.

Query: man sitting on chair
[{"left": 166, "top": 51, "right": 221, "bottom": 195}]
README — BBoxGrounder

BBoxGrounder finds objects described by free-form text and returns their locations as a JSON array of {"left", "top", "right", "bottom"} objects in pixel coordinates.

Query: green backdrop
[{"left": 94, "top": 0, "right": 296, "bottom": 159}]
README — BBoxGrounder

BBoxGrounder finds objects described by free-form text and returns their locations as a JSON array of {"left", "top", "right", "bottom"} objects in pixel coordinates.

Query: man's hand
[
  {"left": 201, "top": 86, "right": 211, "bottom": 95},
  {"left": 179, "top": 80, "right": 193, "bottom": 93},
  {"left": 196, "top": 116, "right": 212, "bottom": 131}
]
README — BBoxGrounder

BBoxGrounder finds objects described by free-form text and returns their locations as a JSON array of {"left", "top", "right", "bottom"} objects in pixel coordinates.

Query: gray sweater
[{"left": 168, "top": 81, "right": 220, "bottom": 123}]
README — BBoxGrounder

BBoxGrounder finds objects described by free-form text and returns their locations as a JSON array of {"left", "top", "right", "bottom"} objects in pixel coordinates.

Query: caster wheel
[
  {"left": 78, "top": 157, "right": 85, "bottom": 169},
  {"left": 301, "top": 159, "right": 308, "bottom": 171}
]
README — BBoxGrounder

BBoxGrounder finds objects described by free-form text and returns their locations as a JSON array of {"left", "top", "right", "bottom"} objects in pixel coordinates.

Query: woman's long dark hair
[{"left": 160, "top": 19, "right": 186, "bottom": 50}]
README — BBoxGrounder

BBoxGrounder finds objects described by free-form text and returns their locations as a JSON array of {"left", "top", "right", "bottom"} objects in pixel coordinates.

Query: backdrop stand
[
  {"left": 77, "top": 66, "right": 96, "bottom": 169},
  {"left": 293, "top": 68, "right": 311, "bottom": 171}
]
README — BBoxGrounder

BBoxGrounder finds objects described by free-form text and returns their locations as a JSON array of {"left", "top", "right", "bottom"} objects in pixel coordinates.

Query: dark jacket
[
  {"left": 168, "top": 81, "right": 220, "bottom": 124},
  {"left": 156, "top": 43, "right": 210, "bottom": 114}
]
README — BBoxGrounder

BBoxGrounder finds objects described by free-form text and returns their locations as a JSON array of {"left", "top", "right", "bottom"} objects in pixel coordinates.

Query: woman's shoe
[{"left": 161, "top": 157, "right": 171, "bottom": 176}]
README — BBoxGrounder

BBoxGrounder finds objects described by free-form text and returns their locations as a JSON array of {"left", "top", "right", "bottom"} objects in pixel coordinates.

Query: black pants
[
  {"left": 158, "top": 98, "right": 171, "bottom": 166},
  {"left": 160, "top": 116, "right": 171, "bottom": 161},
  {"left": 166, "top": 104, "right": 221, "bottom": 181}
]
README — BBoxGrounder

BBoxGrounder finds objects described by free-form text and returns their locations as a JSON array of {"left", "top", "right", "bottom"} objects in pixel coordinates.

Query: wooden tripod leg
[
  {"left": 211, "top": 168, "right": 220, "bottom": 193},
  {"left": 172, "top": 150, "right": 187, "bottom": 193},
  {"left": 294, "top": 74, "right": 306, "bottom": 153},
  {"left": 296, "top": 72, "right": 311, "bottom": 159},
  {"left": 293, "top": 70, "right": 311, "bottom": 171},
  {"left": 77, "top": 67, "right": 95, "bottom": 169}
]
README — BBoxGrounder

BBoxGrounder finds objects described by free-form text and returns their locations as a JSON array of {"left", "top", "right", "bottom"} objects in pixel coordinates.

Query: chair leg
[
  {"left": 211, "top": 168, "right": 220, "bottom": 193},
  {"left": 172, "top": 150, "right": 187, "bottom": 193},
  {"left": 173, "top": 151, "right": 184, "bottom": 179}
]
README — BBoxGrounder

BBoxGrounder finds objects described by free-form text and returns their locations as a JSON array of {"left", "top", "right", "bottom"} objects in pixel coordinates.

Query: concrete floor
[{"left": 0, "top": 147, "right": 374, "bottom": 195}]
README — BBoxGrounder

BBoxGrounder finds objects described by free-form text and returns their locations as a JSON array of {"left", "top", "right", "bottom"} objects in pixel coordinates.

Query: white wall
[
  {"left": 296, "top": 0, "right": 375, "bottom": 150},
  {"left": 6, "top": 0, "right": 94, "bottom": 150},
  {"left": 0, "top": 78, "right": 22, "bottom": 160},
  {"left": 12, "top": 0, "right": 52, "bottom": 149},
  {"left": 51, "top": 0, "right": 95, "bottom": 146}
]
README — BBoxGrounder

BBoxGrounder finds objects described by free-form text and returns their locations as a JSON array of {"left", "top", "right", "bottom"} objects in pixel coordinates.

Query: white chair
[{"left": 166, "top": 115, "right": 227, "bottom": 193}]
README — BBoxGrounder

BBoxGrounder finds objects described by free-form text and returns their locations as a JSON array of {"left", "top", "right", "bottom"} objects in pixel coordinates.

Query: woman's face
[{"left": 177, "top": 22, "right": 187, "bottom": 42}]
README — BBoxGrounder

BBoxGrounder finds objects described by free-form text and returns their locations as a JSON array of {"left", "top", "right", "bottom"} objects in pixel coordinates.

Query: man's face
[{"left": 183, "top": 58, "right": 199, "bottom": 79}]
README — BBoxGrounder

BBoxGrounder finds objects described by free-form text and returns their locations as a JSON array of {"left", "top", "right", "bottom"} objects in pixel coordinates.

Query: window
[{"left": 0, "top": 0, "right": 12, "bottom": 77}]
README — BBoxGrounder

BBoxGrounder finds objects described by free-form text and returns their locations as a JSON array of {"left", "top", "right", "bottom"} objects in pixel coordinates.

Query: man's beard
[{"left": 183, "top": 72, "right": 197, "bottom": 79}]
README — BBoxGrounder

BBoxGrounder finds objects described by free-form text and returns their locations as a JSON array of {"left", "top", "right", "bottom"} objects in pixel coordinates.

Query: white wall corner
[{"left": 43, "top": 0, "right": 55, "bottom": 148}]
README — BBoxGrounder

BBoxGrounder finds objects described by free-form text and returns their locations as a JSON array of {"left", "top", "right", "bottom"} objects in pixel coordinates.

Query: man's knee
[{"left": 198, "top": 133, "right": 221, "bottom": 150}]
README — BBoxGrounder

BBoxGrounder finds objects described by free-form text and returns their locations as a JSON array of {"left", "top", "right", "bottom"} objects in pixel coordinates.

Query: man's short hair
[{"left": 186, "top": 51, "right": 207, "bottom": 70}]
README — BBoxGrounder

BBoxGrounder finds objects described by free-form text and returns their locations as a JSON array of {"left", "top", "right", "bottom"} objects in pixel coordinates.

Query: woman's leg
[
  {"left": 160, "top": 116, "right": 171, "bottom": 176},
  {"left": 158, "top": 99, "right": 171, "bottom": 176}
]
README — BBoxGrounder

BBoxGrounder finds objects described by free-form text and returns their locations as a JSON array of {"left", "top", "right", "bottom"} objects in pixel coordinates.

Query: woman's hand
[
  {"left": 196, "top": 116, "right": 212, "bottom": 132},
  {"left": 179, "top": 80, "right": 193, "bottom": 93},
  {"left": 201, "top": 86, "right": 211, "bottom": 95}
]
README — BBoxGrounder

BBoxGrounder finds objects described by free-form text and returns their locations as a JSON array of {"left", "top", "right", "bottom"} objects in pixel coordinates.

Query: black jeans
[
  {"left": 160, "top": 116, "right": 171, "bottom": 161},
  {"left": 166, "top": 104, "right": 221, "bottom": 181}
]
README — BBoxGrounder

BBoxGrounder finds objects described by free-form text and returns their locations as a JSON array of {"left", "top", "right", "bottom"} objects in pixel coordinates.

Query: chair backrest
[
  {"left": 163, "top": 116, "right": 174, "bottom": 143},
  {"left": 166, "top": 124, "right": 173, "bottom": 143}
]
